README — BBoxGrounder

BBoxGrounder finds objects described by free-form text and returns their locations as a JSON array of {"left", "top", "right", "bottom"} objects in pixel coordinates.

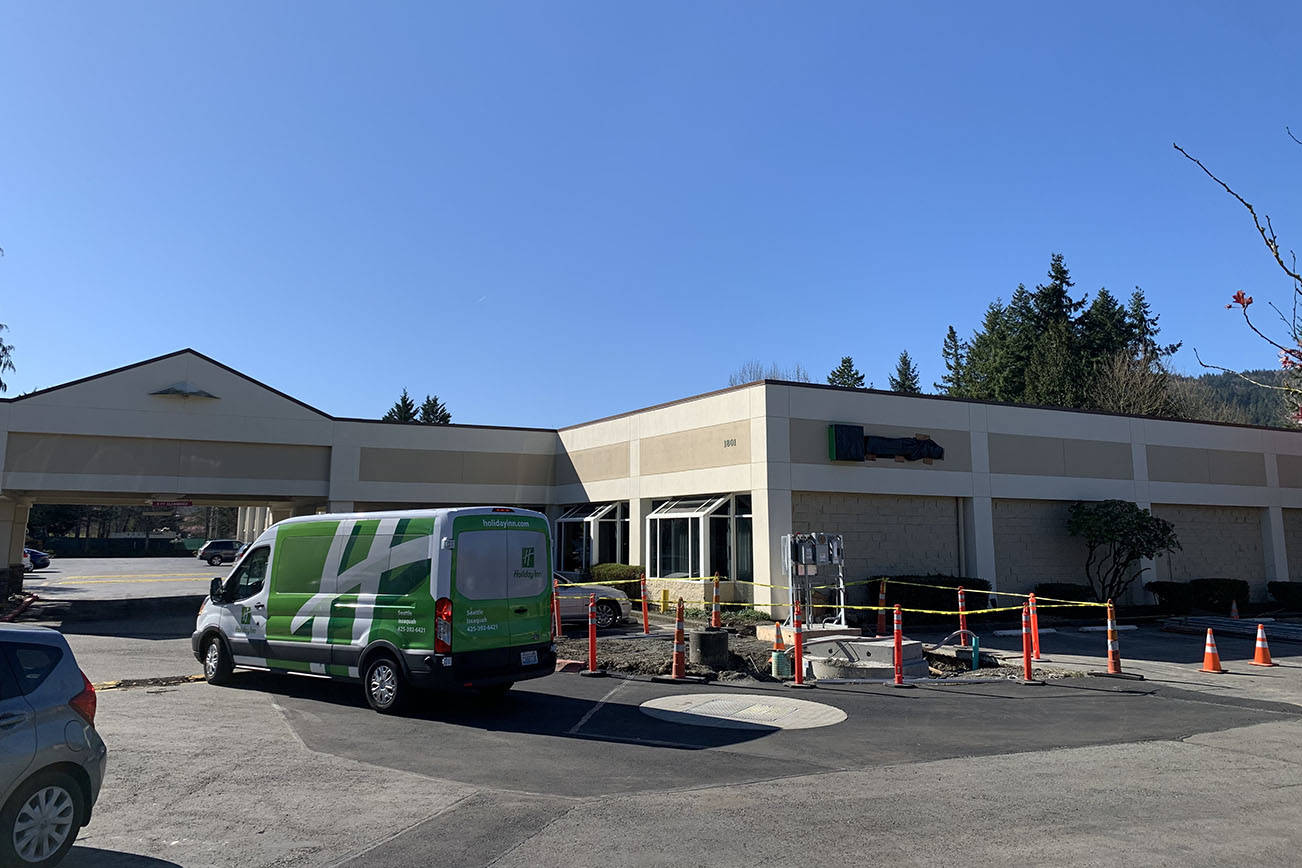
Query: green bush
[
  {"left": 1268, "top": 581, "right": 1302, "bottom": 610},
  {"left": 588, "top": 563, "right": 643, "bottom": 598},
  {"left": 1144, "top": 581, "right": 1193, "bottom": 614},
  {"left": 1188, "top": 579, "right": 1250, "bottom": 613}
]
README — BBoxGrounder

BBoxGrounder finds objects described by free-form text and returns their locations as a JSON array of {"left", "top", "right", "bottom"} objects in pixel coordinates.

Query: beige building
[{"left": 2, "top": 349, "right": 1300, "bottom": 608}]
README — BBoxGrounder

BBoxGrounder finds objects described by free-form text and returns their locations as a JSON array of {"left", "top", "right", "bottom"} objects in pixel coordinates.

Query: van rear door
[
  {"left": 450, "top": 520, "right": 513, "bottom": 657},
  {"left": 504, "top": 528, "right": 550, "bottom": 650}
]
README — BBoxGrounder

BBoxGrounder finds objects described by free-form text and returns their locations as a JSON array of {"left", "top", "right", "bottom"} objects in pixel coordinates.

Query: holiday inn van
[{"left": 192, "top": 507, "right": 556, "bottom": 712}]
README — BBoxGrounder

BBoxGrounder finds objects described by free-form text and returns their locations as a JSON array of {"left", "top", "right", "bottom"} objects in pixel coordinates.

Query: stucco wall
[
  {"left": 991, "top": 499, "right": 1091, "bottom": 595},
  {"left": 790, "top": 492, "right": 960, "bottom": 581},
  {"left": 1151, "top": 504, "right": 1266, "bottom": 595}
]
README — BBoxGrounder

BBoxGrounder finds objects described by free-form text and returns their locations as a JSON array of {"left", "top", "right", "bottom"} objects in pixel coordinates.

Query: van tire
[
  {"left": 203, "top": 635, "right": 233, "bottom": 685},
  {"left": 363, "top": 655, "right": 408, "bottom": 714}
]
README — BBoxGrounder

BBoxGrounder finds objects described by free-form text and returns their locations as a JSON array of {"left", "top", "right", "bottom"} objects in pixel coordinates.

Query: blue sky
[{"left": 3, "top": 3, "right": 1302, "bottom": 427}]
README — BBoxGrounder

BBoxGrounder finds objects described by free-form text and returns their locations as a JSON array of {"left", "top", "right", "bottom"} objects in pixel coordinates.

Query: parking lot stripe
[{"left": 568, "top": 679, "right": 627, "bottom": 735}]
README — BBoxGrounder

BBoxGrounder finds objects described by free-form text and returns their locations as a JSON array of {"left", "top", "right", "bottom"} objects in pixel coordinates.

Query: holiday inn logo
[{"left": 521, "top": 547, "right": 535, "bottom": 569}]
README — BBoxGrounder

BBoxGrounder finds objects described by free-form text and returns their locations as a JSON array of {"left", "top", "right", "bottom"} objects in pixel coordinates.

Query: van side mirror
[{"left": 209, "top": 577, "right": 225, "bottom": 603}]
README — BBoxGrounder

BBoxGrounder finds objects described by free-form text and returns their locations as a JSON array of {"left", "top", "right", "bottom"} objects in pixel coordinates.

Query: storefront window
[{"left": 646, "top": 495, "right": 752, "bottom": 582}]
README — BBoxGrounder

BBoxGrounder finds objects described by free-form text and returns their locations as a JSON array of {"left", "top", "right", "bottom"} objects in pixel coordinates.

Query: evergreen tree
[
  {"left": 935, "top": 326, "right": 968, "bottom": 394},
  {"left": 826, "top": 356, "right": 865, "bottom": 389},
  {"left": 888, "top": 350, "right": 921, "bottom": 394},
  {"left": 0, "top": 323, "right": 14, "bottom": 393},
  {"left": 1125, "top": 289, "right": 1181, "bottom": 360},
  {"left": 382, "top": 388, "right": 418, "bottom": 423},
  {"left": 1030, "top": 253, "right": 1085, "bottom": 329},
  {"left": 419, "top": 394, "right": 452, "bottom": 425}
]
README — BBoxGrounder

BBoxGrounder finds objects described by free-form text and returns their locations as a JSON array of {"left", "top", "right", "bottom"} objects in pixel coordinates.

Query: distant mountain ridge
[{"left": 1171, "top": 368, "right": 1289, "bottom": 427}]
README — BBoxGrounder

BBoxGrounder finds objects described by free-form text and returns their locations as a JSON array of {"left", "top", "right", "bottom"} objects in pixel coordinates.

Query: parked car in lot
[
  {"left": 554, "top": 573, "right": 629, "bottom": 628},
  {"left": 23, "top": 549, "right": 51, "bottom": 571},
  {"left": 0, "top": 624, "right": 107, "bottom": 867},
  {"left": 196, "top": 539, "right": 245, "bottom": 566}
]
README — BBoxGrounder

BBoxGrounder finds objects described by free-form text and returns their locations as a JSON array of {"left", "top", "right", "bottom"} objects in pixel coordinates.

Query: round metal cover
[{"left": 639, "top": 693, "right": 846, "bottom": 730}]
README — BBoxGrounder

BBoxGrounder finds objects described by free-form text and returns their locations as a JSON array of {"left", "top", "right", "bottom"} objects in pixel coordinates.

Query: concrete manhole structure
[{"left": 639, "top": 693, "right": 847, "bottom": 730}]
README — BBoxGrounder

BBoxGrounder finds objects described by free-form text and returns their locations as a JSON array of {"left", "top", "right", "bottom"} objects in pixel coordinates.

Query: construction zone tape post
[{"left": 579, "top": 592, "right": 606, "bottom": 678}]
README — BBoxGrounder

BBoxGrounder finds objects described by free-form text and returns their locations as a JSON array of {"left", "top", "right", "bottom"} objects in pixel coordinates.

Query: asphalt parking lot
[{"left": 14, "top": 559, "right": 1302, "bottom": 867}]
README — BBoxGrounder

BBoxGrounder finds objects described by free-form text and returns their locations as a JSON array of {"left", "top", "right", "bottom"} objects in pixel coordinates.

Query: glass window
[
  {"left": 735, "top": 516, "right": 754, "bottom": 583},
  {"left": 619, "top": 517, "right": 629, "bottom": 564},
  {"left": 709, "top": 516, "right": 730, "bottom": 578},
  {"left": 657, "top": 517, "right": 693, "bottom": 578},
  {"left": 557, "top": 521, "right": 588, "bottom": 573},
  {"left": 597, "top": 520, "right": 617, "bottom": 567},
  {"left": 6, "top": 643, "right": 63, "bottom": 696},
  {"left": 229, "top": 546, "right": 269, "bottom": 600},
  {"left": 454, "top": 530, "right": 509, "bottom": 600}
]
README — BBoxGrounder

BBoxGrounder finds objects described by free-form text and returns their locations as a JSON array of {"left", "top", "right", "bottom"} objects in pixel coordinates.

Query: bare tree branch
[
  {"left": 1174, "top": 143, "right": 1302, "bottom": 285},
  {"left": 1192, "top": 347, "right": 1302, "bottom": 395}
]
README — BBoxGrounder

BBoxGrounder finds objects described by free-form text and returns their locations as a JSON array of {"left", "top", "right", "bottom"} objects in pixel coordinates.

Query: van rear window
[{"left": 454, "top": 531, "right": 508, "bottom": 600}]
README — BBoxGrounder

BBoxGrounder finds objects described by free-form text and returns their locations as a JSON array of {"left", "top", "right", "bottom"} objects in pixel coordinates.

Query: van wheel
[
  {"left": 364, "top": 655, "right": 408, "bottom": 713},
  {"left": 594, "top": 601, "right": 620, "bottom": 629},
  {"left": 203, "top": 636, "right": 233, "bottom": 685},
  {"left": 207, "top": 555, "right": 223, "bottom": 566},
  {"left": 0, "top": 770, "right": 85, "bottom": 867}
]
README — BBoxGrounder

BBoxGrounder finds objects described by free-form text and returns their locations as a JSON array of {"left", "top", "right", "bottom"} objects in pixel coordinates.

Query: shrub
[
  {"left": 1144, "top": 581, "right": 1193, "bottom": 614},
  {"left": 1188, "top": 579, "right": 1250, "bottom": 613},
  {"left": 1268, "top": 581, "right": 1302, "bottom": 610},
  {"left": 588, "top": 563, "right": 643, "bottom": 598}
]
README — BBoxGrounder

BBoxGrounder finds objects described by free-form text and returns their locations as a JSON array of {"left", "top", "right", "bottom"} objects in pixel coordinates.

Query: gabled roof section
[{"left": 2, "top": 348, "right": 333, "bottom": 418}]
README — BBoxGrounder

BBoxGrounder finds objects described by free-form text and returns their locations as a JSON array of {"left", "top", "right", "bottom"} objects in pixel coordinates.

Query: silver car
[
  {"left": 554, "top": 574, "right": 630, "bottom": 628},
  {"left": 0, "top": 625, "right": 107, "bottom": 867}
]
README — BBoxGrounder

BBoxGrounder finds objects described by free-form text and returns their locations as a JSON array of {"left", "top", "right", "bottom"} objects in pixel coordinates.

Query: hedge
[
  {"left": 42, "top": 538, "right": 193, "bottom": 558},
  {"left": 588, "top": 563, "right": 644, "bottom": 598},
  {"left": 1268, "top": 581, "right": 1302, "bottom": 610}
]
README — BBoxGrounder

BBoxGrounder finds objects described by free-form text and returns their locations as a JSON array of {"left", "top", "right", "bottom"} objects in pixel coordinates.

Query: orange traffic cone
[
  {"left": 772, "top": 623, "right": 786, "bottom": 652},
  {"left": 1200, "top": 628, "right": 1226, "bottom": 673},
  {"left": 1250, "top": 623, "right": 1278, "bottom": 667},
  {"left": 1230, "top": 599, "right": 1240, "bottom": 620}
]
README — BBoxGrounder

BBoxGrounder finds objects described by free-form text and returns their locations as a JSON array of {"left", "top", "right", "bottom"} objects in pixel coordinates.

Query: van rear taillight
[
  {"left": 69, "top": 671, "right": 96, "bottom": 726},
  {"left": 491, "top": 507, "right": 514, "bottom": 513},
  {"left": 435, "top": 597, "right": 453, "bottom": 653}
]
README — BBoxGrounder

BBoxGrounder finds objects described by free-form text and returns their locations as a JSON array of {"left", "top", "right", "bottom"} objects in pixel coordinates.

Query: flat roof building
[{"left": 3, "top": 349, "right": 1300, "bottom": 609}]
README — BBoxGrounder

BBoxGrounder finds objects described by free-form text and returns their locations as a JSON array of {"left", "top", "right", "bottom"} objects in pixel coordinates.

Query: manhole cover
[{"left": 639, "top": 693, "right": 847, "bottom": 730}]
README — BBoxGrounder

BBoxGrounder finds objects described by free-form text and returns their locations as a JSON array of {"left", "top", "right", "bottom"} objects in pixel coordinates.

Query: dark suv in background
[{"left": 196, "top": 539, "right": 244, "bottom": 566}]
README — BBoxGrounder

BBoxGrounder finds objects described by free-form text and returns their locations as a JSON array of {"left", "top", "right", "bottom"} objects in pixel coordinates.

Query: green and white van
[{"left": 192, "top": 507, "right": 556, "bottom": 712}]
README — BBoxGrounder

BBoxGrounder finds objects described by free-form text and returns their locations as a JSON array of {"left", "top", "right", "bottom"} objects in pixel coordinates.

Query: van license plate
[{"left": 520, "top": 650, "right": 538, "bottom": 666}]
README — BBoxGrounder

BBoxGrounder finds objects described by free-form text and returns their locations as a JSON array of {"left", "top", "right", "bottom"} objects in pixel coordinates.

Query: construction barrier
[
  {"left": 1029, "top": 593, "right": 1042, "bottom": 661},
  {"left": 552, "top": 577, "right": 564, "bottom": 640},
  {"left": 580, "top": 593, "right": 605, "bottom": 678},
  {"left": 1106, "top": 601, "right": 1121, "bottom": 674},
  {"left": 892, "top": 604, "right": 908, "bottom": 688},
  {"left": 672, "top": 599, "right": 687, "bottom": 679},
  {"left": 957, "top": 586, "right": 968, "bottom": 646},
  {"left": 640, "top": 573, "right": 651, "bottom": 635},
  {"left": 1020, "top": 603, "right": 1041, "bottom": 684},
  {"left": 788, "top": 602, "right": 812, "bottom": 688},
  {"left": 710, "top": 573, "right": 722, "bottom": 629}
]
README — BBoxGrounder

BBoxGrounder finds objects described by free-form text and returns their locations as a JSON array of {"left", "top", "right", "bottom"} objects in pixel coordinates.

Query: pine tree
[
  {"left": 827, "top": 356, "right": 865, "bottom": 389},
  {"left": 888, "top": 350, "right": 921, "bottom": 394},
  {"left": 419, "top": 394, "right": 452, "bottom": 425},
  {"left": 935, "top": 325, "right": 968, "bottom": 395},
  {"left": 1126, "top": 288, "right": 1181, "bottom": 360},
  {"left": 1030, "top": 253, "right": 1086, "bottom": 329},
  {"left": 382, "top": 388, "right": 418, "bottom": 423}
]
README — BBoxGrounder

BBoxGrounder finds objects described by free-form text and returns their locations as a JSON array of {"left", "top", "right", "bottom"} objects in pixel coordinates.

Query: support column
[
  {"left": 328, "top": 501, "right": 355, "bottom": 513},
  {"left": 270, "top": 506, "right": 293, "bottom": 527},
  {"left": 1135, "top": 501, "right": 1157, "bottom": 605},
  {"left": 962, "top": 496, "right": 997, "bottom": 591},
  {"left": 751, "top": 488, "right": 792, "bottom": 617},
  {"left": 1263, "top": 506, "right": 1289, "bottom": 592},
  {"left": 627, "top": 497, "right": 652, "bottom": 569},
  {"left": 0, "top": 499, "right": 31, "bottom": 596}
]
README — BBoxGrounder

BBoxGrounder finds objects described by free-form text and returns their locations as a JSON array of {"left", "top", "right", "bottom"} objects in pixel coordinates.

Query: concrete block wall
[
  {"left": 991, "top": 499, "right": 1090, "bottom": 595},
  {"left": 1151, "top": 505, "right": 1266, "bottom": 596},
  {"left": 791, "top": 492, "right": 961, "bottom": 581}
]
